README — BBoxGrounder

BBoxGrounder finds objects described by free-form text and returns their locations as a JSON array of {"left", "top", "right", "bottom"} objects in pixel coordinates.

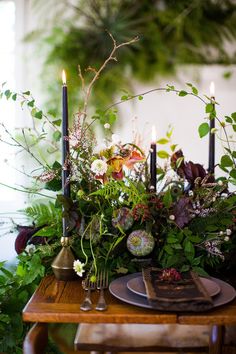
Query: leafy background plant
[{"left": 27, "top": 0, "right": 236, "bottom": 113}]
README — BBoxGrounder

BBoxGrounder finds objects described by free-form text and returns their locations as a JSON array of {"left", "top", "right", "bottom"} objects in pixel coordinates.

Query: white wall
[{"left": 117, "top": 65, "right": 236, "bottom": 175}]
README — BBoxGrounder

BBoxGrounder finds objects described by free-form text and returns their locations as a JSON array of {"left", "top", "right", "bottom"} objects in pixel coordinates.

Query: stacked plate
[{"left": 109, "top": 272, "right": 236, "bottom": 310}]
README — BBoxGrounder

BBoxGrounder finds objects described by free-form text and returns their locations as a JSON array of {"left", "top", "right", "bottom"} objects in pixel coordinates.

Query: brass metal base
[{"left": 51, "top": 237, "right": 77, "bottom": 281}]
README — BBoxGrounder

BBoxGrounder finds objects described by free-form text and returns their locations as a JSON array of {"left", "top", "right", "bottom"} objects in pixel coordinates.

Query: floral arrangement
[{"left": 0, "top": 35, "right": 236, "bottom": 283}]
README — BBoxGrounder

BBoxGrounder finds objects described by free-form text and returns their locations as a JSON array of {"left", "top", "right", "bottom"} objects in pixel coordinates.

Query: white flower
[
  {"left": 25, "top": 244, "right": 36, "bottom": 255},
  {"left": 104, "top": 123, "right": 110, "bottom": 129},
  {"left": 224, "top": 236, "right": 230, "bottom": 242},
  {"left": 73, "top": 260, "right": 85, "bottom": 277},
  {"left": 218, "top": 180, "right": 223, "bottom": 186},
  {"left": 169, "top": 215, "right": 175, "bottom": 221},
  {"left": 219, "top": 231, "right": 224, "bottom": 236},
  {"left": 226, "top": 229, "right": 232, "bottom": 236},
  {"left": 91, "top": 159, "right": 108, "bottom": 175},
  {"left": 188, "top": 190, "right": 194, "bottom": 197},
  {"left": 112, "top": 134, "right": 121, "bottom": 144}
]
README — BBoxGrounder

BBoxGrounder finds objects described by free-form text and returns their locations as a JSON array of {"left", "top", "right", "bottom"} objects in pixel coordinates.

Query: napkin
[{"left": 142, "top": 267, "right": 214, "bottom": 312}]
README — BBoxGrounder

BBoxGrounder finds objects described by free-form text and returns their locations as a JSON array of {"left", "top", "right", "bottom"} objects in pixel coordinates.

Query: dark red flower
[{"left": 159, "top": 268, "right": 182, "bottom": 282}]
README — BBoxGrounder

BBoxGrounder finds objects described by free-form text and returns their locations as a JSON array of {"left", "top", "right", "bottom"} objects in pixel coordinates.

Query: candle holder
[{"left": 51, "top": 237, "right": 77, "bottom": 281}]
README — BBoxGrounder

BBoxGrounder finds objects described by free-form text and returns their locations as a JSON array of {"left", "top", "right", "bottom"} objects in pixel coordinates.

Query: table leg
[
  {"left": 23, "top": 323, "right": 48, "bottom": 354},
  {"left": 209, "top": 325, "right": 224, "bottom": 354}
]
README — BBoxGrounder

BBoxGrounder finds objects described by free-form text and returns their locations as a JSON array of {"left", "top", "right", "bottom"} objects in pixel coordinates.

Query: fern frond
[
  {"left": 24, "top": 201, "right": 61, "bottom": 227},
  {"left": 90, "top": 179, "right": 147, "bottom": 207}
]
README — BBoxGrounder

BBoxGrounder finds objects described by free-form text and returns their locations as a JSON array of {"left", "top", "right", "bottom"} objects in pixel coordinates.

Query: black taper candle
[
  {"left": 62, "top": 70, "right": 70, "bottom": 236},
  {"left": 150, "top": 126, "right": 157, "bottom": 192},
  {"left": 208, "top": 82, "right": 215, "bottom": 174},
  {"left": 150, "top": 143, "right": 157, "bottom": 191}
]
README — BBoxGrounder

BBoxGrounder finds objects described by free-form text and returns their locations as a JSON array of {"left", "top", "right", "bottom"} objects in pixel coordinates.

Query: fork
[
  {"left": 80, "top": 278, "right": 96, "bottom": 311},
  {"left": 95, "top": 269, "right": 109, "bottom": 311}
]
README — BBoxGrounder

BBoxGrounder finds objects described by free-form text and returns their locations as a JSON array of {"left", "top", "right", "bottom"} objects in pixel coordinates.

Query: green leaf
[
  {"left": 192, "top": 86, "right": 198, "bottom": 95},
  {"left": 166, "top": 84, "right": 175, "bottom": 90},
  {"left": 167, "top": 236, "right": 179, "bottom": 244},
  {"left": 176, "top": 157, "right": 184, "bottom": 168},
  {"left": 198, "top": 122, "right": 210, "bottom": 138},
  {"left": 223, "top": 71, "right": 232, "bottom": 79},
  {"left": 166, "top": 127, "right": 173, "bottom": 138},
  {"left": 184, "top": 240, "right": 195, "bottom": 260},
  {"left": 53, "top": 131, "right": 61, "bottom": 141},
  {"left": 188, "top": 235, "right": 202, "bottom": 243},
  {"left": 192, "top": 266, "right": 208, "bottom": 277},
  {"left": 23, "top": 90, "right": 30, "bottom": 95},
  {"left": 205, "top": 103, "right": 214, "bottom": 113},
  {"left": 180, "top": 264, "right": 190, "bottom": 272},
  {"left": 220, "top": 155, "right": 233, "bottom": 168},
  {"left": 164, "top": 244, "right": 174, "bottom": 255},
  {"left": 108, "top": 112, "right": 117, "bottom": 125},
  {"left": 192, "top": 256, "right": 202, "bottom": 266},
  {"left": 231, "top": 112, "right": 236, "bottom": 122},
  {"left": 52, "top": 160, "right": 61, "bottom": 169},
  {"left": 33, "top": 226, "right": 57, "bottom": 237},
  {"left": 12, "top": 93, "right": 17, "bottom": 101},
  {"left": 4, "top": 90, "right": 11, "bottom": 99},
  {"left": 179, "top": 90, "right": 187, "bottom": 97},
  {"left": 170, "top": 144, "right": 178, "bottom": 152},
  {"left": 157, "top": 150, "right": 169, "bottom": 159},
  {"left": 31, "top": 107, "right": 37, "bottom": 117},
  {"left": 121, "top": 95, "right": 128, "bottom": 101},
  {"left": 232, "top": 125, "right": 236, "bottom": 132},
  {"left": 45, "top": 178, "right": 61, "bottom": 191},
  {"left": 172, "top": 243, "right": 182, "bottom": 250},
  {"left": 163, "top": 188, "right": 172, "bottom": 208},
  {"left": 52, "top": 119, "right": 62, "bottom": 126},
  {"left": 27, "top": 100, "right": 35, "bottom": 107},
  {"left": 138, "top": 95, "right": 143, "bottom": 100},
  {"left": 47, "top": 108, "right": 57, "bottom": 117},
  {"left": 34, "top": 110, "right": 43, "bottom": 119},
  {"left": 230, "top": 169, "right": 236, "bottom": 179},
  {"left": 156, "top": 138, "right": 169, "bottom": 144},
  {"left": 225, "top": 116, "right": 233, "bottom": 123}
]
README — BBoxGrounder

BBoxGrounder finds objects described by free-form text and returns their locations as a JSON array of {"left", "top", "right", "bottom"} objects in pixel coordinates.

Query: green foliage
[
  {"left": 90, "top": 180, "right": 147, "bottom": 207},
  {"left": 27, "top": 0, "right": 236, "bottom": 112},
  {"left": 198, "top": 122, "right": 210, "bottom": 138},
  {"left": 25, "top": 201, "right": 61, "bottom": 227},
  {"left": 0, "top": 258, "right": 42, "bottom": 352}
]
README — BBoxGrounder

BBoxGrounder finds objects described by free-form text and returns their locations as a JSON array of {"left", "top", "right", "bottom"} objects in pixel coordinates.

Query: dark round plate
[
  {"left": 127, "top": 276, "right": 220, "bottom": 298},
  {"left": 109, "top": 272, "right": 236, "bottom": 310}
]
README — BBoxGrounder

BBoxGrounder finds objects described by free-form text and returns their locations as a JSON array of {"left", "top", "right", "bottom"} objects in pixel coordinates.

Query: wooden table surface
[{"left": 22, "top": 275, "right": 236, "bottom": 326}]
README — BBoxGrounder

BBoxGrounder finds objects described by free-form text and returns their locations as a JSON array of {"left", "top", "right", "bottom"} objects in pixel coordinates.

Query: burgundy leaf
[
  {"left": 15, "top": 225, "right": 44, "bottom": 254},
  {"left": 173, "top": 197, "right": 191, "bottom": 228}
]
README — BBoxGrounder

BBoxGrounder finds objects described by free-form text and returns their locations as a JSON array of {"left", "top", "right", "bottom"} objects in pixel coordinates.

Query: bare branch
[{"left": 81, "top": 33, "right": 139, "bottom": 116}]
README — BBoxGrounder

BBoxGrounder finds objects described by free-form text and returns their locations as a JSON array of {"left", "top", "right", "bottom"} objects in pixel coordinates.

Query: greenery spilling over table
[{"left": 0, "top": 35, "right": 236, "bottom": 352}]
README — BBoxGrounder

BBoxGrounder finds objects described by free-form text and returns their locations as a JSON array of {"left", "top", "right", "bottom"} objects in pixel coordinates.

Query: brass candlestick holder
[{"left": 52, "top": 236, "right": 77, "bottom": 281}]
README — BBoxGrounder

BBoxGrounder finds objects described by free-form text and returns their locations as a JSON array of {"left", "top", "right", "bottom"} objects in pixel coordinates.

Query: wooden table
[{"left": 23, "top": 275, "right": 236, "bottom": 353}]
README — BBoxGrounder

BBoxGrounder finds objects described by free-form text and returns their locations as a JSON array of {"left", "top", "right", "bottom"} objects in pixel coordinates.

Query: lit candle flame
[
  {"left": 62, "top": 70, "right": 66, "bottom": 85},
  {"left": 151, "top": 125, "right": 157, "bottom": 143},
  {"left": 210, "top": 81, "right": 215, "bottom": 97}
]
